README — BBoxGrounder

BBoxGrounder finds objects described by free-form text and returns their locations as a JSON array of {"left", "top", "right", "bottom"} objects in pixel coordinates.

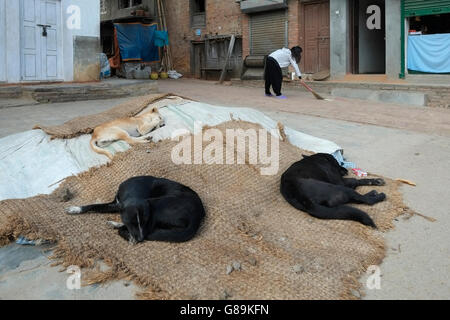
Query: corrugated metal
[
  {"left": 250, "top": 10, "right": 287, "bottom": 55},
  {"left": 404, "top": 0, "right": 450, "bottom": 16}
]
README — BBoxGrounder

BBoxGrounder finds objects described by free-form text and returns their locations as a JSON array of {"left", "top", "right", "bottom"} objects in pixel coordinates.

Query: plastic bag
[{"left": 99, "top": 53, "right": 111, "bottom": 78}]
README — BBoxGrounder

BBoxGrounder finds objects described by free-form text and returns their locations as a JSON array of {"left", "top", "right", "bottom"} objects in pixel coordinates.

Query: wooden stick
[
  {"left": 159, "top": 0, "right": 173, "bottom": 70},
  {"left": 155, "top": 0, "right": 165, "bottom": 72},
  {"left": 219, "top": 34, "right": 235, "bottom": 84},
  {"left": 396, "top": 178, "right": 417, "bottom": 186}
]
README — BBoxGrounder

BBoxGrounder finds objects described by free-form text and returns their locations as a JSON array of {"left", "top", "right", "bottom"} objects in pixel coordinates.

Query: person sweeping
[{"left": 265, "top": 46, "right": 303, "bottom": 99}]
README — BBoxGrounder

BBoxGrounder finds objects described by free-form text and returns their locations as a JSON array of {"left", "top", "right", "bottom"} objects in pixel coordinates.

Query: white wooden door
[
  {"left": 0, "top": 0, "right": 7, "bottom": 82},
  {"left": 21, "top": 0, "right": 61, "bottom": 81}
]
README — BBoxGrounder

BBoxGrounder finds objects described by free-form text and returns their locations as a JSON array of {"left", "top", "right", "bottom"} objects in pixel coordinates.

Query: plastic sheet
[{"left": 0, "top": 100, "right": 341, "bottom": 201}]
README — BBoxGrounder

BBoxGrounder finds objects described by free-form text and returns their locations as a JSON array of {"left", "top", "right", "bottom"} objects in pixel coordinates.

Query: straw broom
[{"left": 300, "top": 81, "right": 326, "bottom": 100}]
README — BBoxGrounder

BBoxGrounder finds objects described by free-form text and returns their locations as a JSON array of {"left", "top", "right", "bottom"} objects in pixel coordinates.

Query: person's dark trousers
[{"left": 264, "top": 56, "right": 283, "bottom": 96}]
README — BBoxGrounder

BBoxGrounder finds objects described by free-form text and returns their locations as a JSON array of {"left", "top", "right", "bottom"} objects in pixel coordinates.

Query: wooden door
[
  {"left": 303, "top": 1, "right": 330, "bottom": 74},
  {"left": 21, "top": 0, "right": 42, "bottom": 81},
  {"left": 192, "top": 42, "right": 205, "bottom": 79},
  {"left": 39, "top": 0, "right": 60, "bottom": 80},
  {"left": 21, "top": 0, "right": 61, "bottom": 81},
  {"left": 0, "top": 0, "right": 5, "bottom": 82}
]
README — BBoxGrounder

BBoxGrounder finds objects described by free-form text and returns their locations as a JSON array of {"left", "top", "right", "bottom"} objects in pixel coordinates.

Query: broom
[{"left": 300, "top": 81, "right": 326, "bottom": 100}]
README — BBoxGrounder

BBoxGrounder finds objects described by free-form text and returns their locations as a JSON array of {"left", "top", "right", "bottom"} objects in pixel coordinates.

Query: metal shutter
[
  {"left": 250, "top": 10, "right": 287, "bottom": 55},
  {"left": 404, "top": 0, "right": 450, "bottom": 17}
]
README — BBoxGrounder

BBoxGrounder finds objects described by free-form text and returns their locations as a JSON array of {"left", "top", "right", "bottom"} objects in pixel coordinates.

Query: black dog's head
[
  {"left": 304, "top": 153, "right": 348, "bottom": 176},
  {"left": 120, "top": 201, "right": 152, "bottom": 243}
]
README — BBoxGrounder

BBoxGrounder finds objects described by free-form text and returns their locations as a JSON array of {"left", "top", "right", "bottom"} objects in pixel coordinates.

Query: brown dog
[{"left": 90, "top": 107, "right": 164, "bottom": 159}]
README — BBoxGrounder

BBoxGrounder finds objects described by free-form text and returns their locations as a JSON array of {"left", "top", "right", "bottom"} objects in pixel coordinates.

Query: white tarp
[{"left": 0, "top": 99, "right": 341, "bottom": 201}]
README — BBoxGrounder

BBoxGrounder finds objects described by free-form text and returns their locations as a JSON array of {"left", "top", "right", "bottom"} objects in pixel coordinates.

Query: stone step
[{"left": 0, "top": 79, "right": 158, "bottom": 105}]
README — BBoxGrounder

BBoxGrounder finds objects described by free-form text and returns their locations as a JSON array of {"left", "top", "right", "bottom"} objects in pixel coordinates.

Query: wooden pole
[
  {"left": 219, "top": 34, "right": 235, "bottom": 84},
  {"left": 159, "top": 0, "right": 173, "bottom": 71},
  {"left": 157, "top": 0, "right": 169, "bottom": 72}
]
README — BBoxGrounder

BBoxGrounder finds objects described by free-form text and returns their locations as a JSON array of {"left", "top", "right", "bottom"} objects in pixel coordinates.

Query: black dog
[
  {"left": 66, "top": 176, "right": 205, "bottom": 243},
  {"left": 280, "top": 153, "right": 386, "bottom": 228}
]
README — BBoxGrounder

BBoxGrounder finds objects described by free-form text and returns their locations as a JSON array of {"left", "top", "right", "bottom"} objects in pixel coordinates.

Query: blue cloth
[
  {"left": 408, "top": 34, "right": 450, "bottom": 73},
  {"left": 114, "top": 23, "right": 160, "bottom": 62},
  {"left": 332, "top": 150, "right": 357, "bottom": 169},
  {"left": 154, "top": 30, "right": 169, "bottom": 47}
]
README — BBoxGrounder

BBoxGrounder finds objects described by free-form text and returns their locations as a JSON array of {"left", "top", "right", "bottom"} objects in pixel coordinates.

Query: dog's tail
[
  {"left": 281, "top": 186, "right": 376, "bottom": 228},
  {"left": 66, "top": 200, "right": 121, "bottom": 215},
  {"left": 90, "top": 137, "right": 114, "bottom": 160}
]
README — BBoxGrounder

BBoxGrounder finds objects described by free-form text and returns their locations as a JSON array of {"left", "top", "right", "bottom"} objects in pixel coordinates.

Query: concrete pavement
[{"left": 0, "top": 79, "right": 449, "bottom": 299}]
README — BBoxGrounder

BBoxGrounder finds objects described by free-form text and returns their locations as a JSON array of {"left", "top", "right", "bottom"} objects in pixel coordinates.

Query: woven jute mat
[
  {"left": 32, "top": 93, "right": 182, "bottom": 140},
  {"left": 0, "top": 118, "right": 408, "bottom": 299}
]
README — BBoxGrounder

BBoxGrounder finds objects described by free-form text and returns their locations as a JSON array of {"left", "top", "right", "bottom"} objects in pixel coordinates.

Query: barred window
[
  {"left": 119, "top": 0, "right": 143, "bottom": 9},
  {"left": 100, "top": 0, "right": 107, "bottom": 14}
]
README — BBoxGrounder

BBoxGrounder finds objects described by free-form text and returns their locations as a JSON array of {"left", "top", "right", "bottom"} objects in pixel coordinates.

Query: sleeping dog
[
  {"left": 280, "top": 153, "right": 386, "bottom": 228},
  {"left": 66, "top": 176, "right": 205, "bottom": 243},
  {"left": 90, "top": 107, "right": 165, "bottom": 160}
]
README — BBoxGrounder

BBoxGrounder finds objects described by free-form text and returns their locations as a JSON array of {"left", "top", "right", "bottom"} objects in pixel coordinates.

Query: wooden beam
[{"left": 219, "top": 35, "right": 236, "bottom": 84}]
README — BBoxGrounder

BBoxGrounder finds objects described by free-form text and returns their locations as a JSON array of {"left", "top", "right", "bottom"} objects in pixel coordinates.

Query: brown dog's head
[{"left": 143, "top": 107, "right": 165, "bottom": 130}]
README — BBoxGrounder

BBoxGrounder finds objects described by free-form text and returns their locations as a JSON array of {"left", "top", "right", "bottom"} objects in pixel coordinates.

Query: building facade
[
  {"left": 100, "top": 0, "right": 157, "bottom": 58},
  {"left": 165, "top": 0, "right": 244, "bottom": 80},
  {"left": 163, "top": 0, "right": 449, "bottom": 81},
  {"left": 0, "top": 0, "right": 101, "bottom": 83}
]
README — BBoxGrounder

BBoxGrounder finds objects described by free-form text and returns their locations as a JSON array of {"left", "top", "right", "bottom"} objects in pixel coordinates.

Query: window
[
  {"left": 191, "top": 0, "right": 206, "bottom": 27},
  {"left": 408, "top": 13, "right": 450, "bottom": 35},
  {"left": 193, "top": 0, "right": 205, "bottom": 13},
  {"left": 119, "top": 0, "right": 143, "bottom": 9}
]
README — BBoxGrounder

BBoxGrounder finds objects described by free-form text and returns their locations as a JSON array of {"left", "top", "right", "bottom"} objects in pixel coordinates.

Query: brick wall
[
  {"left": 242, "top": 14, "right": 250, "bottom": 58},
  {"left": 287, "top": 0, "right": 301, "bottom": 76},
  {"left": 164, "top": 0, "right": 191, "bottom": 75},
  {"left": 164, "top": 1, "right": 304, "bottom": 76},
  {"left": 165, "top": 0, "right": 243, "bottom": 76},
  {"left": 287, "top": 0, "right": 300, "bottom": 48}
]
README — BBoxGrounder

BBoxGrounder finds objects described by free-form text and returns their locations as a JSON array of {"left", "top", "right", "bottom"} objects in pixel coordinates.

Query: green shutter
[{"left": 404, "top": 0, "right": 450, "bottom": 17}]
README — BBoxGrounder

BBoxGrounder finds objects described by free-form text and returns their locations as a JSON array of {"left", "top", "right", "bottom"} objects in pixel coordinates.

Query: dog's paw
[
  {"left": 366, "top": 190, "right": 379, "bottom": 197},
  {"left": 128, "top": 235, "right": 138, "bottom": 245},
  {"left": 107, "top": 221, "right": 124, "bottom": 229},
  {"left": 65, "top": 206, "right": 82, "bottom": 215},
  {"left": 376, "top": 192, "right": 386, "bottom": 201},
  {"left": 372, "top": 178, "right": 386, "bottom": 186}
]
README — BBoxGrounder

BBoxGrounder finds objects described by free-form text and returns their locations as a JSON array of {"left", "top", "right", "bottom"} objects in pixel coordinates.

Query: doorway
[
  {"left": 301, "top": 0, "right": 330, "bottom": 74},
  {"left": 20, "top": 0, "right": 62, "bottom": 81},
  {"left": 351, "top": 0, "right": 385, "bottom": 74},
  {"left": 192, "top": 42, "right": 205, "bottom": 79},
  {"left": 0, "top": 0, "right": 5, "bottom": 82}
]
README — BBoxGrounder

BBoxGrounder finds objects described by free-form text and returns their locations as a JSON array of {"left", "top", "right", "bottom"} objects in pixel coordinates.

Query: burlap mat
[
  {"left": 0, "top": 119, "right": 408, "bottom": 299},
  {"left": 32, "top": 93, "right": 184, "bottom": 140}
]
